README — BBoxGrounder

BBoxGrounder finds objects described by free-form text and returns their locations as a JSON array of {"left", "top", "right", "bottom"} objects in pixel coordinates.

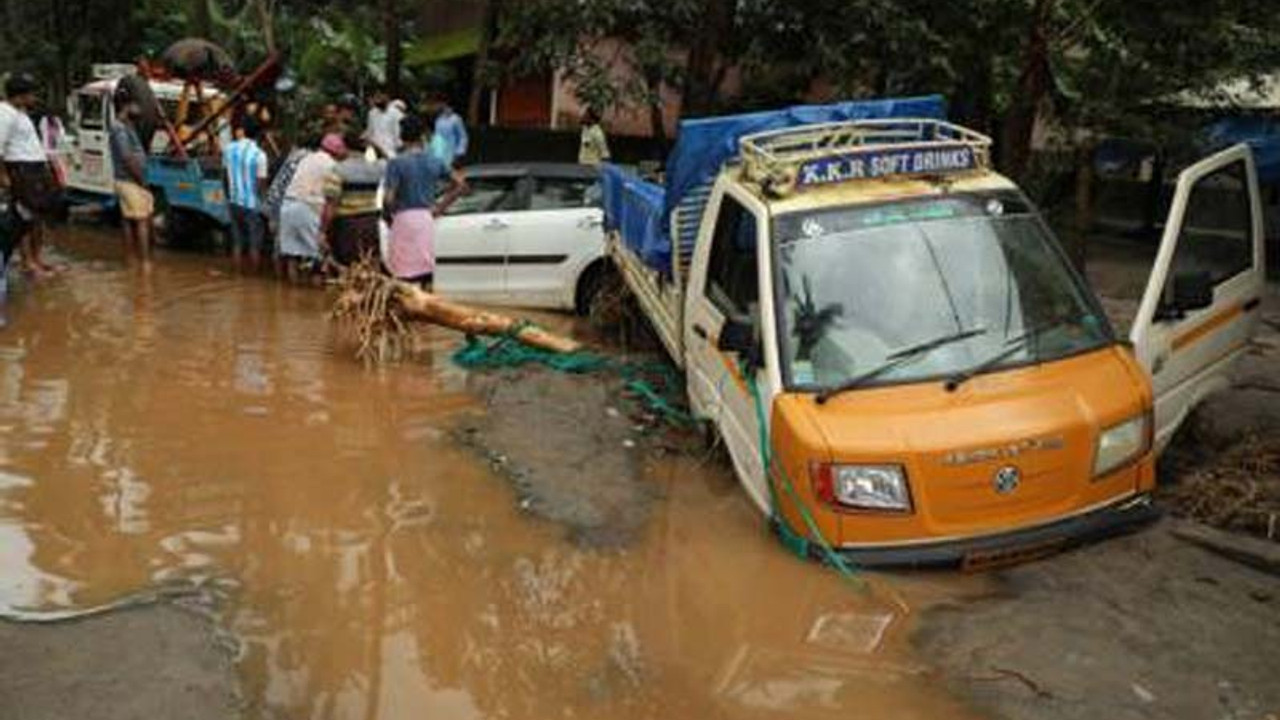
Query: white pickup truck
[{"left": 602, "top": 97, "right": 1265, "bottom": 567}]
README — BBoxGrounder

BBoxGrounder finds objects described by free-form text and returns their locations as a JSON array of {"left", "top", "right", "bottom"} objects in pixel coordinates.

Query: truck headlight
[
  {"left": 812, "top": 463, "right": 912, "bottom": 512},
  {"left": 1093, "top": 414, "right": 1151, "bottom": 478}
]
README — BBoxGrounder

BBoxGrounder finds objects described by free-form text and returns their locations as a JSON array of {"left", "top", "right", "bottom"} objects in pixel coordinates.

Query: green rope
[
  {"left": 743, "top": 364, "right": 864, "bottom": 586},
  {"left": 450, "top": 325, "right": 694, "bottom": 428}
]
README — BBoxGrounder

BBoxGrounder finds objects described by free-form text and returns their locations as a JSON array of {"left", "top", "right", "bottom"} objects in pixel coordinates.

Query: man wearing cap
[
  {"left": 277, "top": 133, "right": 348, "bottom": 283},
  {"left": 1, "top": 72, "right": 62, "bottom": 279},
  {"left": 108, "top": 90, "right": 155, "bottom": 270}
]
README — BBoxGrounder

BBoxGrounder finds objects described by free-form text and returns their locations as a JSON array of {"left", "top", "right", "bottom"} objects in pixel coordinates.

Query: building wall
[{"left": 551, "top": 39, "right": 685, "bottom": 138}]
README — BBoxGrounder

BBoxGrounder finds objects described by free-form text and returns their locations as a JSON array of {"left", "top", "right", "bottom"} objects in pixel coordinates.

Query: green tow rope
[
  {"left": 450, "top": 323, "right": 695, "bottom": 428},
  {"left": 743, "top": 365, "right": 864, "bottom": 586}
]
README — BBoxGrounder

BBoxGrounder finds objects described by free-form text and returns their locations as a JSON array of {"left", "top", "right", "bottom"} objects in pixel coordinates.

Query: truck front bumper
[{"left": 780, "top": 493, "right": 1161, "bottom": 570}]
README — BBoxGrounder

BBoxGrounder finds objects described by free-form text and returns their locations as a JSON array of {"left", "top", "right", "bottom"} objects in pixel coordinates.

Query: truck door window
[
  {"left": 1164, "top": 159, "right": 1253, "bottom": 295},
  {"left": 78, "top": 93, "right": 105, "bottom": 130},
  {"left": 706, "top": 195, "right": 759, "bottom": 320}
]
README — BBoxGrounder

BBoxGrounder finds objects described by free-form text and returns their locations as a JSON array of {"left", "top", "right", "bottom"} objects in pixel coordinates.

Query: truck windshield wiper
[
  {"left": 943, "top": 320, "right": 1070, "bottom": 392},
  {"left": 815, "top": 327, "right": 987, "bottom": 405}
]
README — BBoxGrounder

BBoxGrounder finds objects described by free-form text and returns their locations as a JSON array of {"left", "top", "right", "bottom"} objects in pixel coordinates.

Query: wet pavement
[{"left": 0, "top": 228, "right": 981, "bottom": 719}]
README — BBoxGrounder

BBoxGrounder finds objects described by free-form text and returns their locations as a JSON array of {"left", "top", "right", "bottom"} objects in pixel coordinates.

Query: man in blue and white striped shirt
[{"left": 223, "top": 118, "right": 269, "bottom": 273}]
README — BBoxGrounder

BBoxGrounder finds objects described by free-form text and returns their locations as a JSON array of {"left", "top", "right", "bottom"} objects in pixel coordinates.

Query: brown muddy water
[{"left": 0, "top": 229, "right": 983, "bottom": 719}]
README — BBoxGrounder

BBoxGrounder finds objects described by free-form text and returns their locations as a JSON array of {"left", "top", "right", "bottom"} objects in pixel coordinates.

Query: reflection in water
[{"left": 0, "top": 231, "right": 979, "bottom": 719}]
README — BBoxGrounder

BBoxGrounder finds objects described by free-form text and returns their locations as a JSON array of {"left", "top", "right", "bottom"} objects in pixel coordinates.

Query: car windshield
[{"left": 774, "top": 192, "right": 1113, "bottom": 391}]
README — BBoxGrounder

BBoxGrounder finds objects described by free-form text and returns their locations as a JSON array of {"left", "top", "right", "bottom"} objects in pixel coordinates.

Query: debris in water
[
  {"left": 1132, "top": 682, "right": 1157, "bottom": 703},
  {"left": 1166, "top": 434, "right": 1280, "bottom": 541}
]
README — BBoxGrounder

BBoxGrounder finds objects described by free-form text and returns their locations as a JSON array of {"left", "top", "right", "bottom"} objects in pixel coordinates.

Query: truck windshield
[{"left": 774, "top": 192, "right": 1113, "bottom": 391}]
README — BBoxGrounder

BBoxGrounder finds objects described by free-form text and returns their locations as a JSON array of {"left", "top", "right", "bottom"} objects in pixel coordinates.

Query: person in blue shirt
[
  {"left": 382, "top": 115, "right": 466, "bottom": 287},
  {"left": 222, "top": 117, "right": 270, "bottom": 274},
  {"left": 430, "top": 95, "right": 468, "bottom": 166}
]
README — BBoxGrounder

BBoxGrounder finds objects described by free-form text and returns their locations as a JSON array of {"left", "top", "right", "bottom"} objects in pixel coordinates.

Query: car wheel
[{"left": 575, "top": 260, "right": 622, "bottom": 324}]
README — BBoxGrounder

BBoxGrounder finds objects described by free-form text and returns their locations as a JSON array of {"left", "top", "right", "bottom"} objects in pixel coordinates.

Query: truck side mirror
[
  {"left": 717, "top": 318, "right": 763, "bottom": 370},
  {"left": 1157, "top": 270, "right": 1214, "bottom": 321}
]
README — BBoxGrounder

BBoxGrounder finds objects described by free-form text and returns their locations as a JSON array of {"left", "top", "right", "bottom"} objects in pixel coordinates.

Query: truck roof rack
[{"left": 739, "top": 118, "right": 994, "bottom": 194}]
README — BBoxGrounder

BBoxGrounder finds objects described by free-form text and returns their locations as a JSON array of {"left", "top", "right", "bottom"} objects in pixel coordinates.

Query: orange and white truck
[{"left": 601, "top": 96, "right": 1266, "bottom": 567}]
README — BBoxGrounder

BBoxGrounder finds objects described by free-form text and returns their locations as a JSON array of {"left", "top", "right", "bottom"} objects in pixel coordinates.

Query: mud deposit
[
  {"left": 455, "top": 368, "right": 664, "bottom": 549},
  {"left": 0, "top": 604, "right": 238, "bottom": 719}
]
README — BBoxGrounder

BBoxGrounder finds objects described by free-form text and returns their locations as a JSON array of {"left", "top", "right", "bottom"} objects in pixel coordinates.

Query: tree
[
  {"left": 491, "top": 0, "right": 699, "bottom": 139},
  {"left": 381, "top": 0, "right": 401, "bottom": 96},
  {"left": 467, "top": 0, "right": 502, "bottom": 126}
]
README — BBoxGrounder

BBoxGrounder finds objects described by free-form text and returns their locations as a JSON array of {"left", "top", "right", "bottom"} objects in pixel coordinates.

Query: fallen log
[
  {"left": 332, "top": 259, "right": 581, "bottom": 363},
  {"left": 1169, "top": 519, "right": 1280, "bottom": 577},
  {"left": 396, "top": 286, "right": 580, "bottom": 354}
]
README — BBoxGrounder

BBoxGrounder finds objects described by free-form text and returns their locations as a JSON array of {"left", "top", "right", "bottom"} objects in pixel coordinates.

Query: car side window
[
  {"left": 529, "top": 177, "right": 600, "bottom": 210},
  {"left": 444, "top": 176, "right": 524, "bottom": 216},
  {"left": 1165, "top": 160, "right": 1254, "bottom": 295},
  {"left": 705, "top": 194, "right": 759, "bottom": 320}
]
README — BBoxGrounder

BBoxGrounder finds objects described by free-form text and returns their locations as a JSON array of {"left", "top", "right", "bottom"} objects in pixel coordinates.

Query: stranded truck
[{"left": 601, "top": 95, "right": 1265, "bottom": 568}]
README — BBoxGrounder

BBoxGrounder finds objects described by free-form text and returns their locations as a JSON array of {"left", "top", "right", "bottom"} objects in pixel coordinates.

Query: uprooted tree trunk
[{"left": 333, "top": 261, "right": 581, "bottom": 364}]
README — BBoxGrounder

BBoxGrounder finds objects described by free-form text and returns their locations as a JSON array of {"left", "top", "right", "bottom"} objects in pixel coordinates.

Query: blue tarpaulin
[
  {"left": 602, "top": 96, "right": 949, "bottom": 277},
  {"left": 1204, "top": 117, "right": 1280, "bottom": 185},
  {"left": 600, "top": 164, "right": 669, "bottom": 270}
]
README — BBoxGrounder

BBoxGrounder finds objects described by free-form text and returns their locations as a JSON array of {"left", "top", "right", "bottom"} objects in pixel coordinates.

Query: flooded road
[{"left": 0, "top": 229, "right": 982, "bottom": 719}]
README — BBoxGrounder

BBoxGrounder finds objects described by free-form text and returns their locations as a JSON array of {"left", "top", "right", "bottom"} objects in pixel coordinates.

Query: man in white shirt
[
  {"left": 365, "top": 89, "right": 404, "bottom": 159},
  {"left": 0, "top": 72, "right": 60, "bottom": 279}
]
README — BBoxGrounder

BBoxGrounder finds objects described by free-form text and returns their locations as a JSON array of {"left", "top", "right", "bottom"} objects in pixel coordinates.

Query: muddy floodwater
[{"left": 0, "top": 230, "right": 990, "bottom": 719}]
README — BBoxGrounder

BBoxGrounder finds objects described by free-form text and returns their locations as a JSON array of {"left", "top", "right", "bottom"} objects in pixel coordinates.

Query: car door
[
  {"left": 433, "top": 172, "right": 527, "bottom": 303},
  {"left": 503, "top": 173, "right": 605, "bottom": 309},
  {"left": 685, "top": 183, "right": 774, "bottom": 513},
  {"left": 1129, "top": 144, "right": 1266, "bottom": 451}
]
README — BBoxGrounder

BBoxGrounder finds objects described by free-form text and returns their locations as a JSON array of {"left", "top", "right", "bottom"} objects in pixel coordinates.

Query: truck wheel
[{"left": 163, "top": 207, "right": 219, "bottom": 252}]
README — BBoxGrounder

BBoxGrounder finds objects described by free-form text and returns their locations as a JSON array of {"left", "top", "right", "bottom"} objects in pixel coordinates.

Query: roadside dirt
[
  {"left": 914, "top": 521, "right": 1280, "bottom": 720},
  {"left": 0, "top": 604, "right": 239, "bottom": 720}
]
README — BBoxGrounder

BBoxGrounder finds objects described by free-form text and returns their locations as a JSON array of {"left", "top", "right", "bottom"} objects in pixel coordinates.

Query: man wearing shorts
[
  {"left": 1, "top": 72, "right": 61, "bottom": 278},
  {"left": 108, "top": 91, "right": 154, "bottom": 269},
  {"left": 223, "top": 117, "right": 269, "bottom": 273}
]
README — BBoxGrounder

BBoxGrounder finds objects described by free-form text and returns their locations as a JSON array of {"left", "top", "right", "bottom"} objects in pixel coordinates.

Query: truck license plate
[{"left": 961, "top": 538, "right": 1065, "bottom": 572}]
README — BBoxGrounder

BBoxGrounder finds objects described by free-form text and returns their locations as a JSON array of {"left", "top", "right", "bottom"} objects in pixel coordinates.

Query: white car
[{"left": 402, "top": 163, "right": 609, "bottom": 313}]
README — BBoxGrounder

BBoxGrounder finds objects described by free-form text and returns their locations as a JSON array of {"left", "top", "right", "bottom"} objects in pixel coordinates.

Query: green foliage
[
  {"left": 4, "top": 0, "right": 1278, "bottom": 160},
  {"left": 296, "top": 14, "right": 386, "bottom": 97},
  {"left": 489, "top": 0, "right": 1280, "bottom": 160}
]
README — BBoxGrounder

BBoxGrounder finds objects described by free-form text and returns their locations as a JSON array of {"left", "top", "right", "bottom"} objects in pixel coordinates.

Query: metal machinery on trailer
[{"left": 62, "top": 56, "right": 281, "bottom": 234}]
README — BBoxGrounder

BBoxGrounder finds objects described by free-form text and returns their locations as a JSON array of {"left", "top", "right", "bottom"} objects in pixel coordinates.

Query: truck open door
[
  {"left": 684, "top": 184, "right": 774, "bottom": 514},
  {"left": 1129, "top": 144, "right": 1266, "bottom": 451}
]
